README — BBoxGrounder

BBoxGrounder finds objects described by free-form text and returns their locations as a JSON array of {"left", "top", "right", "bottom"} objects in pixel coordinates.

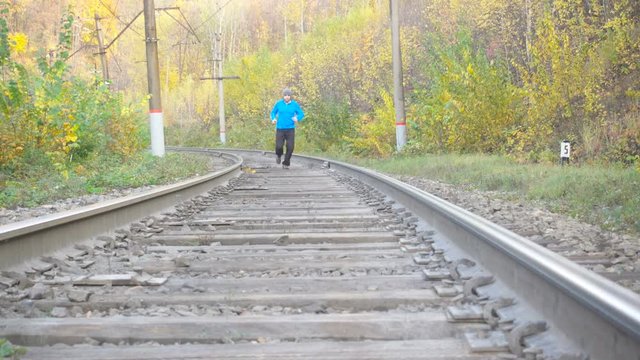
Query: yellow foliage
[
  {"left": 439, "top": 90, "right": 452, "bottom": 103},
  {"left": 77, "top": 0, "right": 118, "bottom": 44},
  {"left": 74, "top": 164, "right": 88, "bottom": 176},
  {"left": 0, "top": 133, "right": 24, "bottom": 164},
  {"left": 63, "top": 122, "right": 79, "bottom": 146},
  {"left": 8, "top": 32, "right": 29, "bottom": 54},
  {"left": 346, "top": 90, "right": 396, "bottom": 157},
  {"left": 107, "top": 107, "right": 144, "bottom": 157},
  {"left": 162, "top": 68, "right": 181, "bottom": 91}
]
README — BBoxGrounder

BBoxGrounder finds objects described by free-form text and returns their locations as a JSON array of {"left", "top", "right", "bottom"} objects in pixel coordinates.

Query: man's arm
[{"left": 270, "top": 102, "right": 279, "bottom": 124}]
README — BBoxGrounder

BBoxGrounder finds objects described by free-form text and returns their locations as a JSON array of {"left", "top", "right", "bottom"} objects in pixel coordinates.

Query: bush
[{"left": 0, "top": 5, "right": 147, "bottom": 178}]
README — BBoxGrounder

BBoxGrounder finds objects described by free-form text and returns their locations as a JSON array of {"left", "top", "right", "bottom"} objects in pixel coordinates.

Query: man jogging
[{"left": 270, "top": 88, "right": 305, "bottom": 169}]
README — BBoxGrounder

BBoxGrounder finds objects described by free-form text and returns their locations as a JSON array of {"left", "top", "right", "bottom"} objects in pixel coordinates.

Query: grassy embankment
[
  {"left": 352, "top": 154, "right": 640, "bottom": 236},
  {"left": 2, "top": 149, "right": 638, "bottom": 237},
  {"left": 0, "top": 152, "right": 213, "bottom": 210}
]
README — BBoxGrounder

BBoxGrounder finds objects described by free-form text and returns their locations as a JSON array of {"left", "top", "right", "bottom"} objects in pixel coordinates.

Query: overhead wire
[
  {"left": 171, "top": 0, "right": 233, "bottom": 47},
  {"left": 178, "top": 8, "right": 200, "bottom": 42},
  {"left": 161, "top": 8, "right": 201, "bottom": 43},
  {"left": 99, "top": 0, "right": 144, "bottom": 38},
  {"left": 192, "top": 0, "right": 233, "bottom": 32}
]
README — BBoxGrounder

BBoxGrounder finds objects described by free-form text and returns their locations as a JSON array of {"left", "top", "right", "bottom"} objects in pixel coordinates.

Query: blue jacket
[{"left": 270, "top": 99, "right": 304, "bottom": 129}]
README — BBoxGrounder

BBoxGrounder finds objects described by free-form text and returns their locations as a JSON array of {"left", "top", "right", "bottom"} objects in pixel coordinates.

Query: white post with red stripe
[
  {"left": 144, "top": 0, "right": 165, "bottom": 157},
  {"left": 395, "top": 120, "right": 406, "bottom": 150},
  {"left": 149, "top": 109, "right": 165, "bottom": 156},
  {"left": 390, "top": 0, "right": 407, "bottom": 151}
]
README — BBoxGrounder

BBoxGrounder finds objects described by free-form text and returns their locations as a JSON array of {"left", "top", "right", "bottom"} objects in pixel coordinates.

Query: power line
[
  {"left": 105, "top": 11, "right": 144, "bottom": 50},
  {"left": 172, "top": 1, "right": 232, "bottom": 50},
  {"left": 178, "top": 8, "right": 200, "bottom": 41},
  {"left": 193, "top": 0, "right": 233, "bottom": 32},
  {"left": 160, "top": 7, "right": 201, "bottom": 43},
  {"left": 99, "top": 0, "right": 144, "bottom": 38}
]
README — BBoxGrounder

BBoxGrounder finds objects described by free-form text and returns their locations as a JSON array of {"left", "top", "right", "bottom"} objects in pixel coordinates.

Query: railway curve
[{"left": 0, "top": 148, "right": 637, "bottom": 360}]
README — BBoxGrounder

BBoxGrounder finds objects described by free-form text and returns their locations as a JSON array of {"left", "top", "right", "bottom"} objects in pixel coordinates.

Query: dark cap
[{"left": 283, "top": 88, "right": 292, "bottom": 96}]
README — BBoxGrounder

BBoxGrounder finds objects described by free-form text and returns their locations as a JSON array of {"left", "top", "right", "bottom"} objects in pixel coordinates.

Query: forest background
[
  {"left": 0, "top": 0, "right": 638, "bottom": 230},
  {"left": 2, "top": 0, "right": 639, "bottom": 162}
]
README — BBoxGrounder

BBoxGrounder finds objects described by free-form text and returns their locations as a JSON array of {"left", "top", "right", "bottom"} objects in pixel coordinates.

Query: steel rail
[
  {"left": 0, "top": 149, "right": 242, "bottom": 269},
  {"left": 220, "top": 149, "right": 640, "bottom": 360},
  {"left": 1, "top": 147, "right": 639, "bottom": 359}
]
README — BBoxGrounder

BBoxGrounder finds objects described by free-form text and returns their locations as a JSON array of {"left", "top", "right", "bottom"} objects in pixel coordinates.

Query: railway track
[
  {"left": 0, "top": 149, "right": 638, "bottom": 359},
  {"left": 395, "top": 176, "right": 640, "bottom": 295}
]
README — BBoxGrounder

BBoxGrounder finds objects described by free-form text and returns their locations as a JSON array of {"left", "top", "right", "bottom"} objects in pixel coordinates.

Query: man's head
[{"left": 283, "top": 88, "right": 292, "bottom": 98}]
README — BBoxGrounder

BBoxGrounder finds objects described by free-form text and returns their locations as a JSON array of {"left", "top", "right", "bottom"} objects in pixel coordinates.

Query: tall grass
[
  {"left": 355, "top": 154, "right": 640, "bottom": 235},
  {"left": 0, "top": 152, "right": 213, "bottom": 209}
]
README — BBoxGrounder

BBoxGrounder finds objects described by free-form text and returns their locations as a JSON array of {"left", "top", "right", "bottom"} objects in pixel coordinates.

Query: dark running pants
[{"left": 275, "top": 128, "right": 295, "bottom": 166}]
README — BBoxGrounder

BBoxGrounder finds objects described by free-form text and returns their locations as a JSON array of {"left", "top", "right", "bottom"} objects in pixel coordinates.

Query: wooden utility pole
[
  {"left": 144, "top": 0, "right": 165, "bottom": 156},
  {"left": 390, "top": 0, "right": 406, "bottom": 151},
  {"left": 94, "top": 14, "right": 110, "bottom": 84}
]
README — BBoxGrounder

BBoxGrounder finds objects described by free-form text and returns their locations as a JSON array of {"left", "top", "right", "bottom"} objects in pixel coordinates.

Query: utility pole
[
  {"left": 94, "top": 13, "right": 110, "bottom": 85},
  {"left": 144, "top": 0, "right": 165, "bottom": 156},
  {"left": 201, "top": 21, "right": 239, "bottom": 144},
  {"left": 215, "top": 30, "right": 226, "bottom": 144},
  {"left": 390, "top": 0, "right": 406, "bottom": 151},
  {"left": 94, "top": 3, "right": 195, "bottom": 155}
]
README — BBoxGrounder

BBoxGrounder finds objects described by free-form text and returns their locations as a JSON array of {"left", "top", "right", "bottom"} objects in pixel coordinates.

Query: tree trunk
[
  {"left": 300, "top": 0, "right": 305, "bottom": 34},
  {"left": 525, "top": 0, "right": 532, "bottom": 68}
]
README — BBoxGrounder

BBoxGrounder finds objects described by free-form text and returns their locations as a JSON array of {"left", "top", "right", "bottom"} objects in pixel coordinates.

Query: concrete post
[
  {"left": 144, "top": 0, "right": 165, "bottom": 156},
  {"left": 390, "top": 0, "right": 406, "bottom": 151}
]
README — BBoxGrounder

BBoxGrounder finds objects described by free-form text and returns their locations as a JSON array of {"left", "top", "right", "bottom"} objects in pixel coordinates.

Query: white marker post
[
  {"left": 390, "top": 0, "right": 407, "bottom": 151},
  {"left": 149, "top": 110, "right": 165, "bottom": 156},
  {"left": 560, "top": 140, "right": 571, "bottom": 166},
  {"left": 144, "top": 0, "right": 165, "bottom": 156}
]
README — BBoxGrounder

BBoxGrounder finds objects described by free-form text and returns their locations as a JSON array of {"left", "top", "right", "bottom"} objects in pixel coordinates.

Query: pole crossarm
[
  {"left": 103, "top": 6, "right": 198, "bottom": 51},
  {"left": 200, "top": 76, "right": 240, "bottom": 80}
]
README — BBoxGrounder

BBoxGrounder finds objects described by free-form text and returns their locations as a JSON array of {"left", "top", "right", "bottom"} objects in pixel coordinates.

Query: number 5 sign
[
  {"left": 560, "top": 140, "right": 571, "bottom": 165},
  {"left": 560, "top": 140, "right": 571, "bottom": 158}
]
